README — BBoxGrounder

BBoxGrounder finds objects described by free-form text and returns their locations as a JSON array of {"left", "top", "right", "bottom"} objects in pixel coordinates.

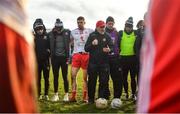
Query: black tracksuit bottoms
[
  {"left": 51, "top": 56, "right": 69, "bottom": 93},
  {"left": 87, "top": 63, "right": 110, "bottom": 103},
  {"left": 105, "top": 56, "right": 123, "bottom": 99},
  {"left": 136, "top": 58, "right": 140, "bottom": 86},
  {"left": 37, "top": 59, "right": 50, "bottom": 96},
  {"left": 121, "top": 55, "right": 137, "bottom": 95}
]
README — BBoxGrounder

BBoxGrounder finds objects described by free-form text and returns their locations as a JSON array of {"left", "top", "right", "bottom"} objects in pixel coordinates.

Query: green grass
[{"left": 38, "top": 65, "right": 136, "bottom": 113}]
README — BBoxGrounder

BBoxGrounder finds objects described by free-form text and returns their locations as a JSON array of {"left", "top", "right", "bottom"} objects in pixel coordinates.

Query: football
[
  {"left": 111, "top": 98, "right": 122, "bottom": 109},
  {"left": 95, "top": 98, "right": 108, "bottom": 109}
]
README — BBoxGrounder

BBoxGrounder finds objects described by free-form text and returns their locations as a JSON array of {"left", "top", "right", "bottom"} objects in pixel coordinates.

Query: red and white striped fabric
[
  {"left": 138, "top": 0, "right": 180, "bottom": 113},
  {"left": 0, "top": 0, "right": 37, "bottom": 112}
]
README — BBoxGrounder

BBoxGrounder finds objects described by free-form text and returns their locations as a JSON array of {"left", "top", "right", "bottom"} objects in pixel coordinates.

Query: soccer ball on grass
[
  {"left": 110, "top": 98, "right": 122, "bottom": 109},
  {"left": 95, "top": 98, "right": 108, "bottom": 109}
]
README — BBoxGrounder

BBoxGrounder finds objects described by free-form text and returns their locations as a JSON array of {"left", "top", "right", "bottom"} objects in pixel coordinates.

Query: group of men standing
[
  {"left": 1, "top": 0, "right": 179, "bottom": 113},
  {"left": 33, "top": 15, "right": 145, "bottom": 104}
]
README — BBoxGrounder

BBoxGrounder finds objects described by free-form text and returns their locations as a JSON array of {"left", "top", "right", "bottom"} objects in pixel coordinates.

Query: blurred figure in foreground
[
  {"left": 0, "top": 0, "right": 37, "bottom": 113},
  {"left": 138, "top": 0, "right": 180, "bottom": 113}
]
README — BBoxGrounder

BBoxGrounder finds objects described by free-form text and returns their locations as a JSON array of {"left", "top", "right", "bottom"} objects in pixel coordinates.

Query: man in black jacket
[
  {"left": 85, "top": 20, "right": 113, "bottom": 103},
  {"left": 33, "top": 18, "right": 50, "bottom": 100},
  {"left": 48, "top": 19, "right": 71, "bottom": 102},
  {"left": 135, "top": 20, "right": 145, "bottom": 85}
]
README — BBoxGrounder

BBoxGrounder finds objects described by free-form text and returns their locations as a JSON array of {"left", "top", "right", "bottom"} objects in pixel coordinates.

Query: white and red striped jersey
[{"left": 71, "top": 28, "right": 93, "bottom": 54}]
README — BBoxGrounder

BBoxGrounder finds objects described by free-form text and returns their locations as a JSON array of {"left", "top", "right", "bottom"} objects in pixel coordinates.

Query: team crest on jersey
[
  {"left": 44, "top": 36, "right": 47, "bottom": 40},
  {"left": 103, "top": 38, "right": 106, "bottom": 42},
  {"left": 65, "top": 32, "right": 69, "bottom": 35},
  {"left": 74, "top": 32, "right": 78, "bottom": 35}
]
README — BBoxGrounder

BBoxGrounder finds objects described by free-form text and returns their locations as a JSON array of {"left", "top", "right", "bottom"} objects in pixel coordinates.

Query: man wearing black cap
[
  {"left": 85, "top": 20, "right": 113, "bottom": 103},
  {"left": 48, "top": 19, "right": 71, "bottom": 102},
  {"left": 33, "top": 18, "right": 50, "bottom": 100},
  {"left": 105, "top": 16, "right": 123, "bottom": 101},
  {"left": 119, "top": 17, "right": 137, "bottom": 101}
]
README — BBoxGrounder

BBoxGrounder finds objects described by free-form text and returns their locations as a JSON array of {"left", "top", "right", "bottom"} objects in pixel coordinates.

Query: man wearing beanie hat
[
  {"left": 54, "top": 18, "right": 63, "bottom": 32},
  {"left": 48, "top": 18, "right": 71, "bottom": 102},
  {"left": 105, "top": 16, "right": 123, "bottom": 102},
  {"left": 85, "top": 20, "right": 113, "bottom": 103},
  {"left": 33, "top": 18, "right": 50, "bottom": 101},
  {"left": 118, "top": 16, "right": 138, "bottom": 101},
  {"left": 33, "top": 18, "right": 46, "bottom": 31}
]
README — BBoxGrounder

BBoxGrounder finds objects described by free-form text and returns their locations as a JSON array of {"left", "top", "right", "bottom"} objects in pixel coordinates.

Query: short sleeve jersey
[{"left": 71, "top": 28, "right": 93, "bottom": 54}]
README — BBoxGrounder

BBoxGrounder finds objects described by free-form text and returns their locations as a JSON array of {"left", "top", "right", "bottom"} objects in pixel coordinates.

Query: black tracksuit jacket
[{"left": 85, "top": 31, "right": 113, "bottom": 65}]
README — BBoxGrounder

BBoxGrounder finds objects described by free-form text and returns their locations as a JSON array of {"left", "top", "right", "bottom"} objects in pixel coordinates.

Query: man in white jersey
[{"left": 70, "top": 16, "right": 93, "bottom": 102}]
